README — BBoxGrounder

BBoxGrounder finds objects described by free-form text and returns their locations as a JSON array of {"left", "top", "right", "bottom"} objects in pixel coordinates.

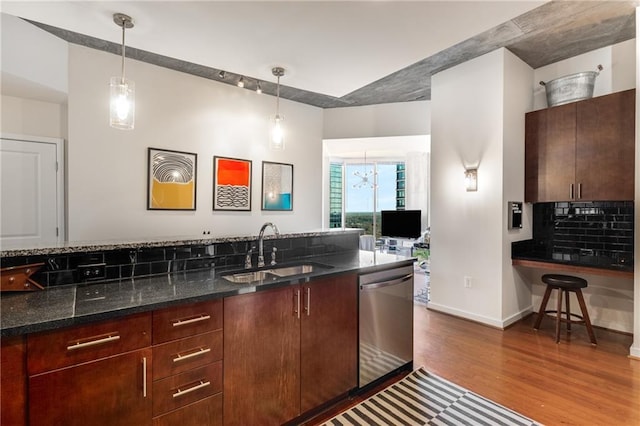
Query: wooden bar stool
[{"left": 533, "top": 274, "right": 597, "bottom": 345}]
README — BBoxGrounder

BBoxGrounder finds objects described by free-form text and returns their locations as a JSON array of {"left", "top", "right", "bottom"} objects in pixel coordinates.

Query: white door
[{"left": 0, "top": 137, "right": 62, "bottom": 248}]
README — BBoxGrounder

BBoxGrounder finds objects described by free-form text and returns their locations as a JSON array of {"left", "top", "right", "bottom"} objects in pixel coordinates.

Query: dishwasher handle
[{"left": 360, "top": 273, "right": 412, "bottom": 290}]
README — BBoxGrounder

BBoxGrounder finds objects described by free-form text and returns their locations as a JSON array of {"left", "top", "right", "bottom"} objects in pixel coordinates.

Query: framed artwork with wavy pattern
[
  {"left": 213, "top": 156, "right": 252, "bottom": 211},
  {"left": 147, "top": 148, "right": 197, "bottom": 210}
]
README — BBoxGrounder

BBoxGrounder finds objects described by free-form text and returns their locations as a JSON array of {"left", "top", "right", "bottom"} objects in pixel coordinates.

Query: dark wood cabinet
[
  {"left": 223, "top": 275, "right": 358, "bottom": 425},
  {"left": 27, "top": 313, "right": 153, "bottom": 426},
  {"left": 29, "top": 348, "right": 153, "bottom": 426},
  {"left": 525, "top": 89, "right": 635, "bottom": 202},
  {"left": 152, "top": 300, "right": 223, "bottom": 426},
  {"left": 223, "top": 285, "right": 301, "bottom": 426},
  {"left": 1, "top": 335, "right": 26, "bottom": 426},
  {"left": 576, "top": 89, "right": 635, "bottom": 201},
  {"left": 301, "top": 275, "right": 357, "bottom": 413}
]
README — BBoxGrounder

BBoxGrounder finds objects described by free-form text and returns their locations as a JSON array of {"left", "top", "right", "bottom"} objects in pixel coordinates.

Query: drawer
[
  {"left": 27, "top": 312, "right": 151, "bottom": 375},
  {"left": 152, "top": 393, "right": 222, "bottom": 426},
  {"left": 153, "top": 330, "right": 222, "bottom": 380},
  {"left": 153, "top": 299, "right": 222, "bottom": 344},
  {"left": 152, "top": 361, "right": 222, "bottom": 416}
]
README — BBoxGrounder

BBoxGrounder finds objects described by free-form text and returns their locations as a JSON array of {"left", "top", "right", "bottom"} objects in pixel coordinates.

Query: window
[
  {"left": 329, "top": 163, "right": 343, "bottom": 228},
  {"left": 332, "top": 161, "right": 405, "bottom": 238}
]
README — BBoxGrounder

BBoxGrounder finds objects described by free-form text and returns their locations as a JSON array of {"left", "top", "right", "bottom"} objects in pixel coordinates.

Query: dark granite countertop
[
  {"left": 1, "top": 250, "right": 415, "bottom": 337},
  {"left": 511, "top": 239, "right": 633, "bottom": 273},
  {"left": 0, "top": 229, "right": 362, "bottom": 258}
]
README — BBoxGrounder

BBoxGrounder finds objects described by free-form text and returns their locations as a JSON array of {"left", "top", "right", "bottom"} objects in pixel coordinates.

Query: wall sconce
[
  {"left": 270, "top": 66, "right": 285, "bottom": 151},
  {"left": 109, "top": 13, "right": 135, "bottom": 130},
  {"left": 464, "top": 168, "right": 478, "bottom": 191}
]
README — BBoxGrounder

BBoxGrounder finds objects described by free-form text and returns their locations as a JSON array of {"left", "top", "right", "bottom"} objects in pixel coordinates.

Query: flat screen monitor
[{"left": 381, "top": 210, "right": 421, "bottom": 239}]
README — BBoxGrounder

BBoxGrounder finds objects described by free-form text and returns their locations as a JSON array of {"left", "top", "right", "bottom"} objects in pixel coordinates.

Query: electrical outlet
[
  {"left": 77, "top": 263, "right": 106, "bottom": 281},
  {"left": 464, "top": 276, "right": 472, "bottom": 288}
]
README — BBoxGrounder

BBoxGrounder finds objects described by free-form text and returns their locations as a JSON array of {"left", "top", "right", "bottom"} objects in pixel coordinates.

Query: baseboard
[
  {"left": 502, "top": 306, "right": 534, "bottom": 328},
  {"left": 426, "top": 303, "right": 533, "bottom": 330}
]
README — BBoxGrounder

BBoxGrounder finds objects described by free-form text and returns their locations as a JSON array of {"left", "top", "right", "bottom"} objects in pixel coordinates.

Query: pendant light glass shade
[
  {"left": 270, "top": 114, "right": 284, "bottom": 150},
  {"left": 110, "top": 77, "right": 135, "bottom": 129},
  {"left": 110, "top": 13, "right": 135, "bottom": 130},
  {"left": 270, "top": 67, "right": 285, "bottom": 150}
]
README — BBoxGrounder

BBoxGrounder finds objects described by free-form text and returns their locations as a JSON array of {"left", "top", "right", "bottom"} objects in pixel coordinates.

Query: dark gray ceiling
[{"left": 27, "top": 1, "right": 637, "bottom": 109}]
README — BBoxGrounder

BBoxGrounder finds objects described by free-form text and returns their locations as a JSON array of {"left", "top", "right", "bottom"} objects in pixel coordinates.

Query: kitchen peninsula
[{"left": 1, "top": 229, "right": 415, "bottom": 426}]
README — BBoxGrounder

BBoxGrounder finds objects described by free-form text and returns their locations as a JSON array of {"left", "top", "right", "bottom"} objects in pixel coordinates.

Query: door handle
[
  {"left": 294, "top": 289, "right": 300, "bottom": 319},
  {"left": 304, "top": 287, "right": 311, "bottom": 316},
  {"left": 67, "top": 333, "right": 120, "bottom": 351},
  {"left": 172, "top": 314, "right": 211, "bottom": 327}
]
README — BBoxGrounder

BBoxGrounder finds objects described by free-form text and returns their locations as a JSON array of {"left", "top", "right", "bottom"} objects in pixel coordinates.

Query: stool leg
[
  {"left": 565, "top": 290, "right": 571, "bottom": 333},
  {"left": 534, "top": 284, "right": 553, "bottom": 330},
  {"left": 555, "top": 288, "right": 563, "bottom": 343},
  {"left": 575, "top": 289, "right": 597, "bottom": 345}
]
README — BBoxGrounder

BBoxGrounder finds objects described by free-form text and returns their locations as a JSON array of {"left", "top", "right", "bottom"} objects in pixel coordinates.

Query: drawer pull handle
[
  {"left": 172, "top": 380, "right": 210, "bottom": 398},
  {"left": 173, "top": 347, "right": 211, "bottom": 363},
  {"left": 172, "top": 315, "right": 211, "bottom": 327},
  {"left": 142, "top": 357, "right": 148, "bottom": 398},
  {"left": 67, "top": 334, "right": 120, "bottom": 351}
]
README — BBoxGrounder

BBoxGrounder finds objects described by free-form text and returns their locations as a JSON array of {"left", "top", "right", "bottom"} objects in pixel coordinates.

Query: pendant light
[
  {"left": 270, "top": 67, "right": 285, "bottom": 150},
  {"left": 109, "top": 13, "right": 135, "bottom": 130}
]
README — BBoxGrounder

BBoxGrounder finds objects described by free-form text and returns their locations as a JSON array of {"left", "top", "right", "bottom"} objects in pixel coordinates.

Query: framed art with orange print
[
  {"left": 147, "top": 148, "right": 197, "bottom": 210},
  {"left": 213, "top": 156, "right": 252, "bottom": 211}
]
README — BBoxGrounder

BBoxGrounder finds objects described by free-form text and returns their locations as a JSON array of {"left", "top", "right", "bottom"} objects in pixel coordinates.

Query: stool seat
[
  {"left": 542, "top": 274, "right": 587, "bottom": 289},
  {"left": 534, "top": 274, "right": 596, "bottom": 345}
]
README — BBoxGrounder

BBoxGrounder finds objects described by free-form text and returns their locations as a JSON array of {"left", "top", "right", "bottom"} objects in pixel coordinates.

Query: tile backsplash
[
  {"left": 533, "top": 201, "right": 634, "bottom": 265},
  {"left": 1, "top": 232, "right": 360, "bottom": 288}
]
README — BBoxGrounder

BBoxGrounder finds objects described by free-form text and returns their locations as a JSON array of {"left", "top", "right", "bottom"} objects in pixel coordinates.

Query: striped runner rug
[{"left": 323, "top": 367, "right": 541, "bottom": 426}]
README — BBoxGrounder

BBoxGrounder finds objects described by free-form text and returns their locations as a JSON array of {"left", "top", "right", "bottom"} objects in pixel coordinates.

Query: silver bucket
[{"left": 540, "top": 65, "right": 603, "bottom": 107}]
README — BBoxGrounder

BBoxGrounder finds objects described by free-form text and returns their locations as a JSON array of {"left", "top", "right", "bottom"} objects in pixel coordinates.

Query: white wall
[
  {"left": 501, "top": 51, "right": 535, "bottom": 324},
  {"left": 430, "top": 48, "right": 518, "bottom": 327},
  {"left": 323, "top": 101, "right": 430, "bottom": 139},
  {"left": 1, "top": 13, "right": 68, "bottom": 102},
  {"left": 65, "top": 44, "right": 323, "bottom": 241},
  {"left": 1, "top": 95, "right": 67, "bottom": 138}
]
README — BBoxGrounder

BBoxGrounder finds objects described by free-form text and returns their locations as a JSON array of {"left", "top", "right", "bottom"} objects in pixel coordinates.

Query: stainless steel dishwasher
[{"left": 359, "top": 264, "right": 414, "bottom": 388}]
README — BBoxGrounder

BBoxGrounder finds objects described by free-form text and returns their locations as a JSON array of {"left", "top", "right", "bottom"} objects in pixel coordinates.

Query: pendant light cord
[
  {"left": 120, "top": 18, "right": 126, "bottom": 83},
  {"left": 275, "top": 74, "right": 280, "bottom": 116}
]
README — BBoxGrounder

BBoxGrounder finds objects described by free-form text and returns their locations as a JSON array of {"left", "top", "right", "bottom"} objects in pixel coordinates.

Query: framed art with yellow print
[{"left": 147, "top": 148, "right": 197, "bottom": 210}]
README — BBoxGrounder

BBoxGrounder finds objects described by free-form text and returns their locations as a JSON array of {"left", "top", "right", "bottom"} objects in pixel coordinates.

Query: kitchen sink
[
  {"left": 269, "top": 264, "right": 317, "bottom": 277},
  {"left": 222, "top": 270, "right": 279, "bottom": 283},
  {"left": 221, "top": 263, "right": 332, "bottom": 284}
]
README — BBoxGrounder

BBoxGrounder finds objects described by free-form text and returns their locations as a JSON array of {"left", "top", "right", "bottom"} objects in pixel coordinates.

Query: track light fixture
[
  {"left": 270, "top": 67, "right": 285, "bottom": 151},
  {"left": 109, "top": 13, "right": 135, "bottom": 130},
  {"left": 237, "top": 76, "right": 245, "bottom": 88},
  {"left": 218, "top": 70, "right": 226, "bottom": 79},
  {"left": 256, "top": 81, "right": 262, "bottom": 94}
]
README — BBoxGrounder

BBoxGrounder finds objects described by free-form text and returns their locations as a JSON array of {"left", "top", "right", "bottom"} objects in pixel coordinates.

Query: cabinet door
[
  {"left": 29, "top": 348, "right": 152, "bottom": 426},
  {"left": 577, "top": 89, "right": 635, "bottom": 201},
  {"left": 529, "top": 103, "right": 577, "bottom": 202},
  {"left": 223, "top": 286, "right": 301, "bottom": 426},
  {"left": 301, "top": 275, "right": 357, "bottom": 413},
  {"left": 1, "top": 336, "right": 26, "bottom": 426},
  {"left": 525, "top": 109, "right": 546, "bottom": 202}
]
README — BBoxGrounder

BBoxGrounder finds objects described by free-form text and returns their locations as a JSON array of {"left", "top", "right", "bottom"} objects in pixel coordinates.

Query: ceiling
[{"left": 1, "top": 1, "right": 638, "bottom": 108}]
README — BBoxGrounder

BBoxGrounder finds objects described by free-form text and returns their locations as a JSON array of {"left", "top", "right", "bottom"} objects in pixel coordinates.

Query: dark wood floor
[{"left": 306, "top": 304, "right": 640, "bottom": 425}]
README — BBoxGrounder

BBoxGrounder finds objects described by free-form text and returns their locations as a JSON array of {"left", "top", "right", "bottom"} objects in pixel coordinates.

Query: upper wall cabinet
[{"left": 525, "top": 89, "right": 635, "bottom": 203}]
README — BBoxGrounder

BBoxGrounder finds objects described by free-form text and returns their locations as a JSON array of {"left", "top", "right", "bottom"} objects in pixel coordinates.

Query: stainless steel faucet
[
  {"left": 257, "top": 222, "right": 280, "bottom": 267},
  {"left": 245, "top": 245, "right": 255, "bottom": 269}
]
